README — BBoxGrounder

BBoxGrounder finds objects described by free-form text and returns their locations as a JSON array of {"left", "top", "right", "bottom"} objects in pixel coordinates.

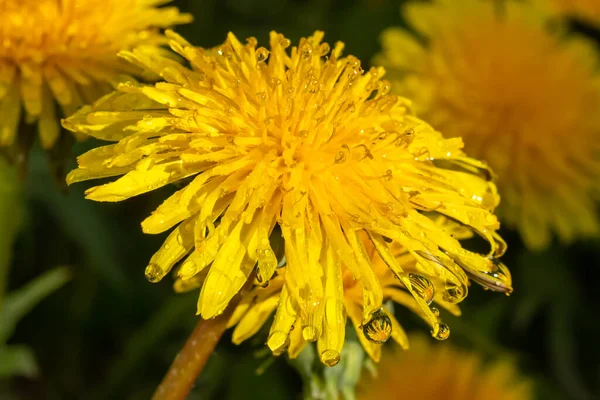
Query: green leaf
[
  {"left": 0, "top": 345, "right": 38, "bottom": 378},
  {"left": 26, "top": 145, "right": 126, "bottom": 291},
  {"left": 0, "top": 157, "right": 23, "bottom": 313},
  {"left": 0, "top": 266, "right": 71, "bottom": 342}
]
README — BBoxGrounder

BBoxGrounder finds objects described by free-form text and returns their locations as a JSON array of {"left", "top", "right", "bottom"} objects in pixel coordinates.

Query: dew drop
[
  {"left": 408, "top": 273, "right": 435, "bottom": 305},
  {"left": 430, "top": 306, "right": 440, "bottom": 318},
  {"left": 144, "top": 263, "right": 163, "bottom": 283},
  {"left": 269, "top": 333, "right": 290, "bottom": 356},
  {"left": 433, "top": 322, "right": 450, "bottom": 340},
  {"left": 256, "top": 47, "right": 270, "bottom": 62},
  {"left": 279, "top": 36, "right": 291, "bottom": 49},
  {"left": 363, "top": 309, "right": 392, "bottom": 344},
  {"left": 302, "top": 326, "right": 318, "bottom": 342},
  {"left": 320, "top": 349, "right": 340, "bottom": 367},
  {"left": 443, "top": 285, "right": 464, "bottom": 303}
]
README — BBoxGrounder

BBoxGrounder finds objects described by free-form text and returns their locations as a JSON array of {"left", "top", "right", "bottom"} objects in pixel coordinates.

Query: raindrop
[
  {"left": 443, "top": 285, "right": 465, "bottom": 303},
  {"left": 268, "top": 331, "right": 290, "bottom": 356},
  {"left": 320, "top": 349, "right": 340, "bottom": 367},
  {"left": 433, "top": 322, "right": 450, "bottom": 340},
  {"left": 302, "top": 326, "right": 318, "bottom": 342},
  {"left": 408, "top": 273, "right": 435, "bottom": 305},
  {"left": 144, "top": 263, "right": 163, "bottom": 283},
  {"left": 363, "top": 309, "right": 392, "bottom": 344},
  {"left": 279, "top": 36, "right": 291, "bottom": 49},
  {"left": 430, "top": 306, "right": 440, "bottom": 318},
  {"left": 256, "top": 47, "right": 269, "bottom": 62}
]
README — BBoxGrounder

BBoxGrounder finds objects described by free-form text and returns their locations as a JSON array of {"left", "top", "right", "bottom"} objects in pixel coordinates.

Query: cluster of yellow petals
[
  {"left": 375, "top": 0, "right": 600, "bottom": 250},
  {"left": 65, "top": 30, "right": 511, "bottom": 365},
  {"left": 0, "top": 0, "right": 191, "bottom": 149},
  {"left": 358, "top": 335, "right": 533, "bottom": 400},
  {"left": 221, "top": 217, "right": 473, "bottom": 366}
]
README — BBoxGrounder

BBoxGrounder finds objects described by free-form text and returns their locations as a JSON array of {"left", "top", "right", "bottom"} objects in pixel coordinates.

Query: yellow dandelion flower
[
  {"left": 0, "top": 0, "right": 191, "bottom": 150},
  {"left": 357, "top": 335, "right": 533, "bottom": 400},
  {"left": 64, "top": 30, "right": 511, "bottom": 365},
  {"left": 375, "top": 0, "right": 600, "bottom": 250}
]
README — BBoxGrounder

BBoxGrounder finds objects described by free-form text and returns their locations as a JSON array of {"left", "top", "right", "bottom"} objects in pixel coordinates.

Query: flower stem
[{"left": 151, "top": 279, "right": 252, "bottom": 400}]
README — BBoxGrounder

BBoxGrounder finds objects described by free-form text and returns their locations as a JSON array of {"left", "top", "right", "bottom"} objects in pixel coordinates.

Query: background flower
[
  {"left": 357, "top": 335, "right": 533, "bottom": 400},
  {"left": 374, "top": 0, "right": 600, "bottom": 250},
  {"left": 0, "top": 0, "right": 190, "bottom": 153}
]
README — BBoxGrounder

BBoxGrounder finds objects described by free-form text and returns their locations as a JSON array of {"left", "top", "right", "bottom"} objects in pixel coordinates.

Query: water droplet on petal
[
  {"left": 430, "top": 306, "right": 440, "bottom": 318},
  {"left": 320, "top": 349, "right": 340, "bottom": 367},
  {"left": 363, "top": 309, "right": 392, "bottom": 344},
  {"left": 409, "top": 273, "right": 435, "bottom": 305},
  {"left": 302, "top": 326, "right": 318, "bottom": 342},
  {"left": 433, "top": 322, "right": 450, "bottom": 340},
  {"left": 268, "top": 331, "right": 290, "bottom": 356},
  {"left": 256, "top": 47, "right": 270, "bottom": 62},
  {"left": 145, "top": 263, "right": 163, "bottom": 283}
]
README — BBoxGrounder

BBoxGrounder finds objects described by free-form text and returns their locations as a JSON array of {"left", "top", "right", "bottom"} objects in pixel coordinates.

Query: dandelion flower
[
  {"left": 0, "top": 0, "right": 191, "bottom": 151},
  {"left": 375, "top": 0, "right": 600, "bottom": 250},
  {"left": 64, "top": 30, "right": 511, "bottom": 365},
  {"left": 358, "top": 335, "right": 533, "bottom": 400}
]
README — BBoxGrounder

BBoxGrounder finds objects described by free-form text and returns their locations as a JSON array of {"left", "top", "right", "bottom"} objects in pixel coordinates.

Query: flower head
[
  {"left": 65, "top": 30, "right": 511, "bottom": 365},
  {"left": 0, "top": 0, "right": 191, "bottom": 150},
  {"left": 375, "top": 0, "right": 600, "bottom": 250},
  {"left": 357, "top": 335, "right": 533, "bottom": 400}
]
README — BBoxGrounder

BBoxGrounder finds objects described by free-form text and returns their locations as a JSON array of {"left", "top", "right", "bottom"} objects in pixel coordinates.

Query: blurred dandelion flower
[
  {"left": 65, "top": 30, "right": 511, "bottom": 365},
  {"left": 375, "top": 0, "right": 600, "bottom": 250},
  {"left": 0, "top": 0, "right": 191, "bottom": 151},
  {"left": 358, "top": 335, "right": 533, "bottom": 400}
]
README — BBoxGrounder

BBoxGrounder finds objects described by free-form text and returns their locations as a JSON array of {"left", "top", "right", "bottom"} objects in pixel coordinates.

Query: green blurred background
[{"left": 1, "top": 0, "right": 599, "bottom": 399}]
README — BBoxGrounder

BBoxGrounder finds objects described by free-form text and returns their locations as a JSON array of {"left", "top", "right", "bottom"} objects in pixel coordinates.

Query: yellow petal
[
  {"left": 232, "top": 295, "right": 279, "bottom": 344},
  {"left": 0, "top": 81, "right": 21, "bottom": 146},
  {"left": 198, "top": 218, "right": 256, "bottom": 318},
  {"left": 38, "top": 84, "right": 60, "bottom": 149},
  {"left": 317, "top": 243, "right": 346, "bottom": 367},
  {"left": 267, "top": 285, "right": 297, "bottom": 356},
  {"left": 144, "top": 218, "right": 195, "bottom": 283},
  {"left": 346, "top": 301, "right": 381, "bottom": 362},
  {"left": 84, "top": 159, "right": 196, "bottom": 202},
  {"left": 287, "top": 317, "right": 306, "bottom": 359}
]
